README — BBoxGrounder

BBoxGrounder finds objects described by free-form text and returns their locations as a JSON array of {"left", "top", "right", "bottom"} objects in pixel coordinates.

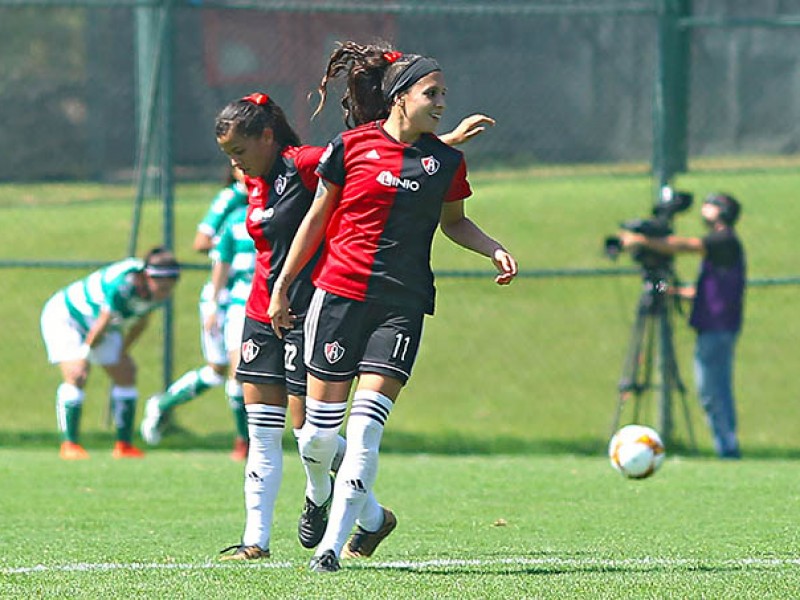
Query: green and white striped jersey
[
  {"left": 197, "top": 181, "right": 248, "bottom": 240},
  {"left": 209, "top": 206, "right": 255, "bottom": 306},
  {"left": 198, "top": 181, "right": 248, "bottom": 306},
  {"left": 60, "top": 258, "right": 165, "bottom": 333}
]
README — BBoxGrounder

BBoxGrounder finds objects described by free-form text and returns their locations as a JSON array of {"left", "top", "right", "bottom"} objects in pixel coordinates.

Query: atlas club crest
[
  {"left": 324, "top": 341, "right": 345, "bottom": 364},
  {"left": 421, "top": 155, "right": 440, "bottom": 175},
  {"left": 241, "top": 338, "right": 260, "bottom": 363},
  {"left": 274, "top": 174, "right": 287, "bottom": 195}
]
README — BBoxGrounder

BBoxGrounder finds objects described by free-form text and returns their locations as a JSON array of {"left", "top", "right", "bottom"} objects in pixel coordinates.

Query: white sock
[
  {"left": 299, "top": 398, "right": 346, "bottom": 506},
  {"left": 357, "top": 492, "right": 384, "bottom": 532},
  {"left": 316, "top": 390, "right": 393, "bottom": 557},
  {"left": 241, "top": 404, "right": 286, "bottom": 550},
  {"left": 331, "top": 433, "right": 347, "bottom": 474}
]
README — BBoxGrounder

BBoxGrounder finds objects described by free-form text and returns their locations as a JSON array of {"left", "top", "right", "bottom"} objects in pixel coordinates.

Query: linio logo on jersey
[
  {"left": 250, "top": 207, "right": 274, "bottom": 222},
  {"left": 376, "top": 170, "right": 420, "bottom": 191}
]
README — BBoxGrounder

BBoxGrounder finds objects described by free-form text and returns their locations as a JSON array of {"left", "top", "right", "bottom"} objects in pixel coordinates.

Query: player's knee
[
  {"left": 72, "top": 371, "right": 89, "bottom": 388},
  {"left": 298, "top": 426, "right": 339, "bottom": 462},
  {"left": 209, "top": 362, "right": 227, "bottom": 377},
  {"left": 114, "top": 357, "right": 138, "bottom": 385},
  {"left": 199, "top": 365, "right": 226, "bottom": 386}
]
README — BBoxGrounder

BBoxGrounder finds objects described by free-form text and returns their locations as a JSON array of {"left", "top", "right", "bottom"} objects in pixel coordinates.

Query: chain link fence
[{"left": 1, "top": 0, "right": 799, "bottom": 450}]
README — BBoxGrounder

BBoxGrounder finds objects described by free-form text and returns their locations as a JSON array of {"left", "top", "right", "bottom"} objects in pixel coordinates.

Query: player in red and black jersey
[
  {"left": 215, "top": 93, "right": 319, "bottom": 560},
  {"left": 269, "top": 41, "right": 518, "bottom": 572},
  {"left": 214, "top": 92, "right": 496, "bottom": 561}
]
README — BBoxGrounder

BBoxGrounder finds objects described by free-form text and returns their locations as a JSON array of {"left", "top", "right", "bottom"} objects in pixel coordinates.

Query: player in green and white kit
[
  {"left": 140, "top": 171, "right": 253, "bottom": 459},
  {"left": 40, "top": 247, "right": 181, "bottom": 459}
]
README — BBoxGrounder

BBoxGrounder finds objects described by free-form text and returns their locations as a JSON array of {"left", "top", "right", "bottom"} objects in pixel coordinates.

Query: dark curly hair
[
  {"left": 215, "top": 95, "right": 301, "bottom": 148},
  {"left": 313, "top": 41, "right": 432, "bottom": 129}
]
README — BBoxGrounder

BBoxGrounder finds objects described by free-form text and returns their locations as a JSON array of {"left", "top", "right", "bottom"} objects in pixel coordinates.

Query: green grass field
[
  {"left": 1, "top": 166, "right": 799, "bottom": 596},
  {"left": 2, "top": 450, "right": 799, "bottom": 598}
]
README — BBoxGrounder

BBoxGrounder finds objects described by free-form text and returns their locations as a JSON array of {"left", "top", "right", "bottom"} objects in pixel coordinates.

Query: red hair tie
[
  {"left": 241, "top": 92, "right": 269, "bottom": 106},
  {"left": 383, "top": 51, "right": 403, "bottom": 64}
]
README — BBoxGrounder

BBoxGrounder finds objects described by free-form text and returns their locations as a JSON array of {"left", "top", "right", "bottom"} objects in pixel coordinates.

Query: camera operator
[{"left": 619, "top": 193, "right": 746, "bottom": 459}]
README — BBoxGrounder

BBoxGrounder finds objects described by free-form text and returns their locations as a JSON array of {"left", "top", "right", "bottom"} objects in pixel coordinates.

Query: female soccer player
[
  {"left": 268, "top": 42, "right": 518, "bottom": 572},
  {"left": 40, "top": 246, "right": 181, "bottom": 459},
  {"left": 140, "top": 167, "right": 251, "bottom": 460},
  {"left": 213, "top": 91, "right": 496, "bottom": 561}
]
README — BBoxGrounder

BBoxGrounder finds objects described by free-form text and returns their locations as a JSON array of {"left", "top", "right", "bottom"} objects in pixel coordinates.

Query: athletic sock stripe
[
  {"left": 247, "top": 414, "right": 286, "bottom": 428},
  {"left": 246, "top": 406, "right": 286, "bottom": 429},
  {"left": 349, "top": 400, "right": 391, "bottom": 426},
  {"left": 352, "top": 399, "right": 391, "bottom": 419},
  {"left": 306, "top": 412, "right": 346, "bottom": 429},
  {"left": 306, "top": 406, "right": 347, "bottom": 418}
]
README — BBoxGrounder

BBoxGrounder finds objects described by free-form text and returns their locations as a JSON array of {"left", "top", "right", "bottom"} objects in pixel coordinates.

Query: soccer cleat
[
  {"left": 218, "top": 544, "right": 270, "bottom": 561},
  {"left": 112, "top": 441, "right": 145, "bottom": 459},
  {"left": 298, "top": 491, "right": 332, "bottom": 549},
  {"left": 139, "top": 395, "right": 165, "bottom": 446},
  {"left": 309, "top": 549, "right": 340, "bottom": 573},
  {"left": 341, "top": 507, "right": 397, "bottom": 558},
  {"left": 229, "top": 437, "right": 248, "bottom": 462},
  {"left": 60, "top": 441, "right": 89, "bottom": 460}
]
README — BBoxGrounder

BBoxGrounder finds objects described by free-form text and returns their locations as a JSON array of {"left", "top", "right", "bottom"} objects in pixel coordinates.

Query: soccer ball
[{"left": 608, "top": 424, "right": 665, "bottom": 479}]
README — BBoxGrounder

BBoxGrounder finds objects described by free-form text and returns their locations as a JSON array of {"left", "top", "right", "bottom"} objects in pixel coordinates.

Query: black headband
[{"left": 383, "top": 56, "right": 441, "bottom": 101}]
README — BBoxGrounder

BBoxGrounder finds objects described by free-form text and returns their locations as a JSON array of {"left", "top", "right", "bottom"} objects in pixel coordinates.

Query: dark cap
[{"left": 704, "top": 193, "right": 741, "bottom": 225}]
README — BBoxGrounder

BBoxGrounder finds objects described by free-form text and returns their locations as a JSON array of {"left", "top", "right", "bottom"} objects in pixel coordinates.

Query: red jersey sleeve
[
  {"left": 286, "top": 145, "right": 325, "bottom": 192},
  {"left": 444, "top": 156, "right": 472, "bottom": 203}
]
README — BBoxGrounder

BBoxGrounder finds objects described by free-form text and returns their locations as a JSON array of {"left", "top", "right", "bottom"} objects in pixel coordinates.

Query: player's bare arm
[
  {"left": 83, "top": 309, "right": 114, "bottom": 349},
  {"left": 123, "top": 313, "right": 150, "bottom": 352},
  {"left": 193, "top": 231, "right": 214, "bottom": 253},
  {"left": 439, "top": 200, "right": 518, "bottom": 285},
  {"left": 439, "top": 114, "right": 495, "bottom": 146}
]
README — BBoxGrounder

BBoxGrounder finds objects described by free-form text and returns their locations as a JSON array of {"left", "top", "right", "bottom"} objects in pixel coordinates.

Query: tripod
[{"left": 611, "top": 266, "right": 697, "bottom": 450}]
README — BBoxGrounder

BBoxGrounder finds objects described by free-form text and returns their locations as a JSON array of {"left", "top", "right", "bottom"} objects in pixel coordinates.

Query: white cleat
[{"left": 139, "top": 395, "right": 164, "bottom": 446}]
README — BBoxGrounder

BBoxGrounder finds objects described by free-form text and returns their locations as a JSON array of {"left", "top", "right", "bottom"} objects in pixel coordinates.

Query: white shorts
[
  {"left": 199, "top": 297, "right": 228, "bottom": 366},
  {"left": 224, "top": 303, "right": 246, "bottom": 355},
  {"left": 40, "top": 294, "right": 123, "bottom": 365}
]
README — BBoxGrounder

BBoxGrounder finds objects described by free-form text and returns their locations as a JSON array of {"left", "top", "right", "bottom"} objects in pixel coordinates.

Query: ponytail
[{"left": 313, "top": 41, "right": 398, "bottom": 128}]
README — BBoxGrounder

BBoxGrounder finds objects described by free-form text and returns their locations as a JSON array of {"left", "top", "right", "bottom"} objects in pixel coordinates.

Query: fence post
[
  {"left": 159, "top": 2, "right": 176, "bottom": 391},
  {"left": 653, "top": 0, "right": 691, "bottom": 189}
]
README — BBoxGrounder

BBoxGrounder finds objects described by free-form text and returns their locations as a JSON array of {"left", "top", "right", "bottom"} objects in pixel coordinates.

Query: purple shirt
[{"left": 689, "top": 229, "right": 746, "bottom": 332}]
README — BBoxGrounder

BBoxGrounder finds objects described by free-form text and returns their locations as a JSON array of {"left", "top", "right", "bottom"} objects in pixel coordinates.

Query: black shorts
[
  {"left": 236, "top": 315, "right": 307, "bottom": 396},
  {"left": 304, "top": 288, "right": 424, "bottom": 385}
]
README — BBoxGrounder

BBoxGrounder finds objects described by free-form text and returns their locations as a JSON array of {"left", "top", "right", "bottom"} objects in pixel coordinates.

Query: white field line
[{"left": 3, "top": 556, "right": 800, "bottom": 576}]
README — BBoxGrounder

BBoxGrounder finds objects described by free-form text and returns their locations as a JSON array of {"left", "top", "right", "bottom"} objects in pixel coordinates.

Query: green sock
[
  {"left": 113, "top": 396, "right": 137, "bottom": 444},
  {"left": 60, "top": 403, "right": 82, "bottom": 443},
  {"left": 56, "top": 384, "right": 84, "bottom": 444},
  {"left": 229, "top": 395, "right": 249, "bottom": 441},
  {"left": 157, "top": 367, "right": 221, "bottom": 411}
]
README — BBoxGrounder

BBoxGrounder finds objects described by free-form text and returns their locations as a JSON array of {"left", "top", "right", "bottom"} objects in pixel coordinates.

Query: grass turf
[{"left": 1, "top": 450, "right": 799, "bottom": 598}]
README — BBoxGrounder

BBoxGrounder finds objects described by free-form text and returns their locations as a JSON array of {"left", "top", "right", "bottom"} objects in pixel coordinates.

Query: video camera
[{"left": 604, "top": 187, "right": 693, "bottom": 271}]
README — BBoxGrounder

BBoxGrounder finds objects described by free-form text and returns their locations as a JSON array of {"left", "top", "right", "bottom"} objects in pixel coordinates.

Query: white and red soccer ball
[{"left": 608, "top": 424, "right": 666, "bottom": 479}]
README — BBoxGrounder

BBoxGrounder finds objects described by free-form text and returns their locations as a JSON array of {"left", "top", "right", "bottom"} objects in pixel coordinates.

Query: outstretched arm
[
  {"left": 620, "top": 232, "right": 704, "bottom": 255},
  {"left": 439, "top": 200, "right": 518, "bottom": 285},
  {"left": 439, "top": 114, "right": 495, "bottom": 147}
]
